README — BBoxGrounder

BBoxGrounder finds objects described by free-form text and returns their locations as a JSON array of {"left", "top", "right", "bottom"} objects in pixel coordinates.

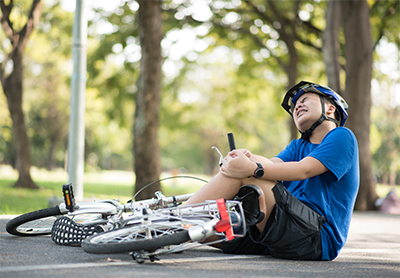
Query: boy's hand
[
  {"left": 220, "top": 150, "right": 255, "bottom": 179},
  {"left": 238, "top": 149, "right": 253, "bottom": 159}
]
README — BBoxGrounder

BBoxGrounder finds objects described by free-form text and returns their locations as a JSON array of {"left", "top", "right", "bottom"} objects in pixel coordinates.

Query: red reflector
[
  {"left": 215, "top": 220, "right": 231, "bottom": 233},
  {"left": 216, "top": 198, "right": 234, "bottom": 240}
]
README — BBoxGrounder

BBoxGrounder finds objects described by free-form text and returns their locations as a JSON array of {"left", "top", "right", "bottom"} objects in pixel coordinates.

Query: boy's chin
[{"left": 295, "top": 124, "right": 311, "bottom": 134}]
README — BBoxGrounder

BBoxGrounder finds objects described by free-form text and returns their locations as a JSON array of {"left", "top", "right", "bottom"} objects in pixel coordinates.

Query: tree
[
  {"left": 323, "top": 0, "right": 398, "bottom": 210},
  {"left": 341, "top": 0, "right": 378, "bottom": 210},
  {"left": 322, "top": 0, "right": 341, "bottom": 93},
  {"left": 173, "top": 0, "right": 324, "bottom": 139},
  {"left": 25, "top": 2, "right": 74, "bottom": 171},
  {"left": 172, "top": 0, "right": 398, "bottom": 209},
  {"left": 0, "top": 0, "right": 41, "bottom": 189},
  {"left": 133, "top": 0, "right": 163, "bottom": 199}
]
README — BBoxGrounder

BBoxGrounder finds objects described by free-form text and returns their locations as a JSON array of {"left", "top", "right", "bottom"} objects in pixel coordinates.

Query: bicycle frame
[
  {"left": 126, "top": 199, "right": 247, "bottom": 262},
  {"left": 56, "top": 191, "right": 196, "bottom": 230}
]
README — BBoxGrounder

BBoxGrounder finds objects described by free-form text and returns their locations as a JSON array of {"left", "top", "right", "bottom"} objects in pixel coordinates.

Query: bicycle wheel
[
  {"left": 6, "top": 206, "right": 105, "bottom": 236},
  {"left": 6, "top": 206, "right": 64, "bottom": 236},
  {"left": 82, "top": 222, "right": 190, "bottom": 254}
]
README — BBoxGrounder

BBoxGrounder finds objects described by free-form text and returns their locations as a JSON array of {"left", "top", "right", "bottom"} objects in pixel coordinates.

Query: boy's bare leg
[{"left": 184, "top": 173, "right": 242, "bottom": 205}]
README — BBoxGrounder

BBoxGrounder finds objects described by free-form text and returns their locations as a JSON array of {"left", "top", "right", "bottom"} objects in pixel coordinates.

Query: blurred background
[{"left": 0, "top": 0, "right": 399, "bottom": 213}]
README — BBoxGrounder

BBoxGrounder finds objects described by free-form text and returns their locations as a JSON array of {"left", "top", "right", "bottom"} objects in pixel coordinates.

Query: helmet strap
[{"left": 300, "top": 95, "right": 339, "bottom": 140}]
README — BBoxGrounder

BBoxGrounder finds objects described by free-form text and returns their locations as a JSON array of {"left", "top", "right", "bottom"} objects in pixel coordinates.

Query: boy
[{"left": 185, "top": 81, "right": 360, "bottom": 261}]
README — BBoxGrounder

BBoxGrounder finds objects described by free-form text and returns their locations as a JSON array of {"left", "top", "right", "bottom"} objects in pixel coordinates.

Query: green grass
[
  {"left": 0, "top": 165, "right": 208, "bottom": 215},
  {"left": 1, "top": 165, "right": 399, "bottom": 215}
]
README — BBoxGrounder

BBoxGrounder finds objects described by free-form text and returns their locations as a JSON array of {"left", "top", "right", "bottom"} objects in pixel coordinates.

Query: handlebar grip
[{"left": 227, "top": 133, "right": 236, "bottom": 151}]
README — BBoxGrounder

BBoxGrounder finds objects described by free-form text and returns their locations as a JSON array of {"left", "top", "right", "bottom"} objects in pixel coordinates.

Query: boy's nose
[{"left": 295, "top": 102, "right": 303, "bottom": 111}]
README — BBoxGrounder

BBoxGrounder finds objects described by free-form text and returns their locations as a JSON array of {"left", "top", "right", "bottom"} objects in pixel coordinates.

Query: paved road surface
[{"left": 1, "top": 212, "right": 399, "bottom": 277}]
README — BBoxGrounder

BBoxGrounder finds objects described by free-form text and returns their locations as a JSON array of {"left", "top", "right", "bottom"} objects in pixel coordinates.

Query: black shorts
[{"left": 222, "top": 182, "right": 326, "bottom": 260}]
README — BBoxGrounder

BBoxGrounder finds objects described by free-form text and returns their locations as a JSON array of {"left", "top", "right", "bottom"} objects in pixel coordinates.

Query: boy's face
[{"left": 292, "top": 92, "right": 323, "bottom": 132}]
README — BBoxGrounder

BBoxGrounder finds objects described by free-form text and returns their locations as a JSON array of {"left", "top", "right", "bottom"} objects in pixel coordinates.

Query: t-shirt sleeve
[
  {"left": 276, "top": 139, "right": 297, "bottom": 162},
  {"left": 309, "top": 128, "right": 357, "bottom": 181}
]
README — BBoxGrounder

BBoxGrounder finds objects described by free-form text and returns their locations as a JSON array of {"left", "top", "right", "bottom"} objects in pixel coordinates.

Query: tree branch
[
  {"left": 371, "top": 0, "right": 398, "bottom": 51},
  {"left": 0, "top": 0, "right": 41, "bottom": 85},
  {"left": 0, "top": 0, "right": 15, "bottom": 40},
  {"left": 18, "top": 0, "right": 42, "bottom": 52}
]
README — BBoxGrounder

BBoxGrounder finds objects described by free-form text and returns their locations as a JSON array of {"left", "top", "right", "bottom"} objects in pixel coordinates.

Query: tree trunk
[
  {"left": 0, "top": 0, "right": 41, "bottom": 189},
  {"left": 3, "top": 51, "right": 38, "bottom": 189},
  {"left": 341, "top": 0, "right": 379, "bottom": 210},
  {"left": 133, "top": 0, "right": 163, "bottom": 200},
  {"left": 323, "top": 0, "right": 342, "bottom": 94},
  {"left": 285, "top": 25, "right": 299, "bottom": 140}
]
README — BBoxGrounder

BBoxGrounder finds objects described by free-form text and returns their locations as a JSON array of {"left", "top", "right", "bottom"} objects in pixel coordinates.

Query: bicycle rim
[
  {"left": 82, "top": 221, "right": 190, "bottom": 254},
  {"left": 6, "top": 207, "right": 105, "bottom": 236}
]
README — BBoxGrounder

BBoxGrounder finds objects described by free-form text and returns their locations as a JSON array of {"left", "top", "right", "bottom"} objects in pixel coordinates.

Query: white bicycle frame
[
  {"left": 120, "top": 199, "right": 247, "bottom": 260},
  {"left": 58, "top": 191, "right": 196, "bottom": 229}
]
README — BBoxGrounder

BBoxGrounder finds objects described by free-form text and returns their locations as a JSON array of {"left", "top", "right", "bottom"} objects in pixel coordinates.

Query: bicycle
[
  {"left": 6, "top": 133, "right": 237, "bottom": 237},
  {"left": 78, "top": 133, "right": 254, "bottom": 263},
  {"left": 81, "top": 196, "right": 247, "bottom": 263},
  {"left": 6, "top": 133, "right": 260, "bottom": 262},
  {"left": 5, "top": 179, "right": 198, "bottom": 237}
]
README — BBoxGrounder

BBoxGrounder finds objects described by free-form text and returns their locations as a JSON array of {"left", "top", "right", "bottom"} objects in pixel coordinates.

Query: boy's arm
[
  {"left": 222, "top": 150, "right": 328, "bottom": 181},
  {"left": 248, "top": 151, "right": 327, "bottom": 180},
  {"left": 240, "top": 149, "right": 282, "bottom": 165},
  {"left": 262, "top": 156, "right": 328, "bottom": 181},
  {"left": 269, "top": 157, "right": 284, "bottom": 164}
]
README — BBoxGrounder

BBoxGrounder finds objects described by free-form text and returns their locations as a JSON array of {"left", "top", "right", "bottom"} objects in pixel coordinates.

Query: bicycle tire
[
  {"left": 82, "top": 223, "right": 190, "bottom": 254},
  {"left": 6, "top": 206, "right": 64, "bottom": 236},
  {"left": 6, "top": 207, "right": 105, "bottom": 236}
]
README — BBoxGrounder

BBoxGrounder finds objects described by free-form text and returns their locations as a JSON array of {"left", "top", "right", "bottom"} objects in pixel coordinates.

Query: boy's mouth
[{"left": 297, "top": 109, "right": 308, "bottom": 118}]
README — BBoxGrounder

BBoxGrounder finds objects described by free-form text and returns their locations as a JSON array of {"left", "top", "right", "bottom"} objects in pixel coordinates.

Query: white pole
[{"left": 67, "top": 0, "right": 87, "bottom": 201}]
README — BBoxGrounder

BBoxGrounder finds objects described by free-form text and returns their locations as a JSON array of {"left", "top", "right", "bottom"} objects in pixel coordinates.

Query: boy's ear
[
  {"left": 326, "top": 104, "right": 336, "bottom": 114},
  {"left": 325, "top": 104, "right": 337, "bottom": 120}
]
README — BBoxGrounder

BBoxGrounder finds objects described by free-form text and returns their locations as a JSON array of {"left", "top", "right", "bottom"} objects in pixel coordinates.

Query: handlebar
[
  {"left": 227, "top": 132, "right": 236, "bottom": 151},
  {"left": 129, "top": 192, "right": 194, "bottom": 210}
]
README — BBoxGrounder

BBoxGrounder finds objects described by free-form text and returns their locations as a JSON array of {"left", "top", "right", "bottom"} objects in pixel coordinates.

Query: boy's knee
[{"left": 234, "top": 184, "right": 267, "bottom": 226}]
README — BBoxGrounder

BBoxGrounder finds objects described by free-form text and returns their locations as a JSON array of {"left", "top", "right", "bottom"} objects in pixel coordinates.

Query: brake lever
[
  {"left": 212, "top": 133, "right": 237, "bottom": 167},
  {"left": 212, "top": 146, "right": 224, "bottom": 166}
]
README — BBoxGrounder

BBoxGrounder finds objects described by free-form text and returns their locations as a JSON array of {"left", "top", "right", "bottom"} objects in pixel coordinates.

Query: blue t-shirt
[{"left": 276, "top": 127, "right": 359, "bottom": 260}]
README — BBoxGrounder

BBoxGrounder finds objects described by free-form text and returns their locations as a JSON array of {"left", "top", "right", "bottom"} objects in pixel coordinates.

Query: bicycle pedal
[
  {"left": 62, "top": 183, "right": 76, "bottom": 212},
  {"left": 130, "top": 252, "right": 160, "bottom": 264},
  {"left": 51, "top": 216, "right": 104, "bottom": 246}
]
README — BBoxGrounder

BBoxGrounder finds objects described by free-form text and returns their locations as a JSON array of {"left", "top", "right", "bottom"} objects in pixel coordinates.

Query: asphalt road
[{"left": 1, "top": 212, "right": 399, "bottom": 278}]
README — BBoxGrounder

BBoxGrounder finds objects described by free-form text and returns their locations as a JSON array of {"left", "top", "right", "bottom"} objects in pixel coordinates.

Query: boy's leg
[
  {"left": 185, "top": 173, "right": 242, "bottom": 205},
  {"left": 250, "top": 178, "right": 276, "bottom": 233},
  {"left": 185, "top": 172, "right": 277, "bottom": 234}
]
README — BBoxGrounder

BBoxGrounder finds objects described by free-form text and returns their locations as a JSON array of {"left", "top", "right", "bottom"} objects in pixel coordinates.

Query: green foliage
[
  {"left": 0, "top": 166, "right": 206, "bottom": 214},
  {"left": 0, "top": 0, "right": 137, "bottom": 171},
  {"left": 370, "top": 0, "right": 400, "bottom": 47},
  {"left": 1, "top": 168, "right": 397, "bottom": 215},
  {"left": 0, "top": 0, "right": 399, "bottom": 185},
  {"left": 370, "top": 29, "right": 400, "bottom": 184}
]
